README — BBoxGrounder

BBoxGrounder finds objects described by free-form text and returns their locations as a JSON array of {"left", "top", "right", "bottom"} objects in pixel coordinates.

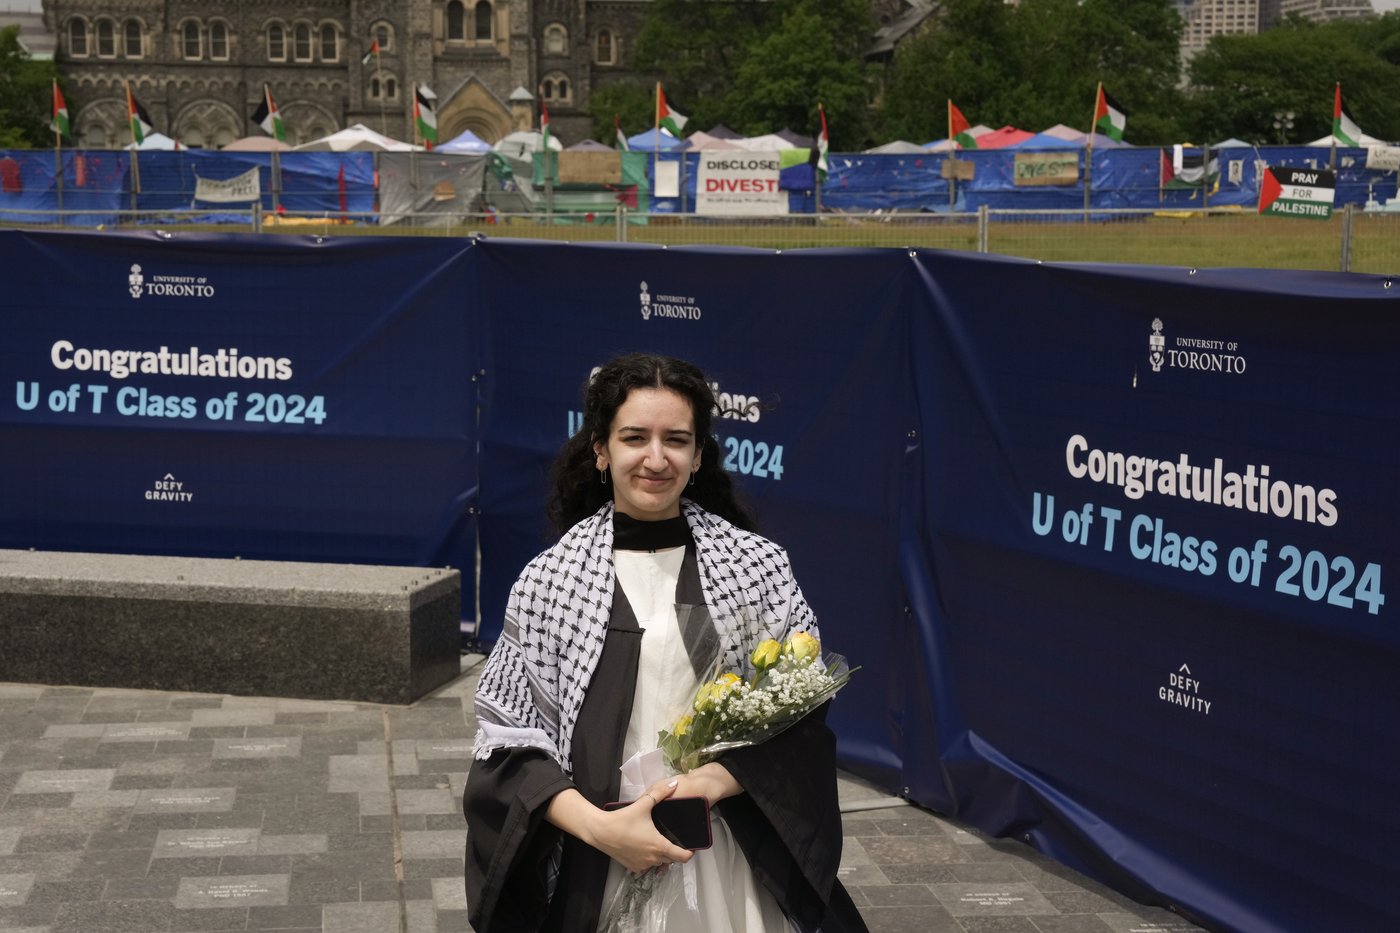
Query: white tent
[
  {"left": 866, "top": 140, "right": 929, "bottom": 154},
  {"left": 294, "top": 123, "right": 419, "bottom": 151},
  {"left": 731, "top": 133, "right": 796, "bottom": 151},
  {"left": 494, "top": 130, "right": 563, "bottom": 160},
  {"left": 1305, "top": 132, "right": 1390, "bottom": 148},
  {"left": 686, "top": 132, "right": 743, "bottom": 151},
  {"left": 125, "top": 132, "right": 180, "bottom": 151},
  {"left": 222, "top": 136, "right": 292, "bottom": 152}
]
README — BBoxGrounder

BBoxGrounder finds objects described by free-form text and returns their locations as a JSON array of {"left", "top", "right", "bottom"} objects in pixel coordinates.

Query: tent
[
  {"left": 494, "top": 130, "right": 564, "bottom": 160},
  {"left": 295, "top": 123, "right": 418, "bottom": 151},
  {"left": 625, "top": 128, "right": 688, "bottom": 151},
  {"left": 437, "top": 128, "right": 492, "bottom": 154},
  {"left": 1040, "top": 123, "right": 1085, "bottom": 142},
  {"left": 732, "top": 133, "right": 795, "bottom": 151},
  {"left": 222, "top": 136, "right": 292, "bottom": 152},
  {"left": 1012, "top": 131, "right": 1128, "bottom": 149},
  {"left": 925, "top": 124, "right": 994, "bottom": 152},
  {"left": 1211, "top": 138, "right": 1255, "bottom": 149},
  {"left": 686, "top": 132, "right": 743, "bottom": 151},
  {"left": 970, "top": 126, "right": 1034, "bottom": 149},
  {"left": 565, "top": 139, "right": 613, "bottom": 151},
  {"left": 1305, "top": 132, "right": 1390, "bottom": 147},
  {"left": 776, "top": 128, "right": 814, "bottom": 148},
  {"left": 704, "top": 123, "right": 744, "bottom": 140},
  {"left": 865, "top": 140, "right": 929, "bottom": 154},
  {"left": 126, "top": 132, "right": 180, "bottom": 151}
]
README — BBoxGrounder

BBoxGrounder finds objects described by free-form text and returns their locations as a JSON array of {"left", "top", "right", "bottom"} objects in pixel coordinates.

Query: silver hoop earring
[
  {"left": 600, "top": 468, "right": 609, "bottom": 485},
  {"left": 689, "top": 471, "right": 696, "bottom": 486}
]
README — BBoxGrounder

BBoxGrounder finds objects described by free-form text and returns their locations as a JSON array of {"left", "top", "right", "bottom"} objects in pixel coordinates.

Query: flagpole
[
  {"left": 410, "top": 83, "right": 421, "bottom": 199},
  {"left": 53, "top": 86, "right": 63, "bottom": 220},
  {"left": 265, "top": 84, "right": 282, "bottom": 215},
  {"left": 947, "top": 100, "right": 956, "bottom": 212},
  {"left": 375, "top": 44, "right": 387, "bottom": 136},
  {"left": 125, "top": 80, "right": 141, "bottom": 212},
  {"left": 1330, "top": 84, "right": 1339, "bottom": 173},
  {"left": 653, "top": 82, "right": 661, "bottom": 207},
  {"left": 1084, "top": 83, "right": 1100, "bottom": 219}
]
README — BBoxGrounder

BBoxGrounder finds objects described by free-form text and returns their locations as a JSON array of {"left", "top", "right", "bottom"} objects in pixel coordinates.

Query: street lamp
[{"left": 1271, "top": 110, "right": 1296, "bottom": 145}]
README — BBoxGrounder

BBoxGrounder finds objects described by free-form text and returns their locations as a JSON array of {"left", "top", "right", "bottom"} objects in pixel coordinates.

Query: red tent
[{"left": 974, "top": 125, "right": 1034, "bottom": 149}]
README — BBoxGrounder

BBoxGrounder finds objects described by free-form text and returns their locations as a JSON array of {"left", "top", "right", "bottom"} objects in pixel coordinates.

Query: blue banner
[
  {"left": 908, "top": 252, "right": 1399, "bottom": 932},
  {"left": 0, "top": 230, "right": 480, "bottom": 624},
  {"left": 473, "top": 240, "right": 914, "bottom": 781}
]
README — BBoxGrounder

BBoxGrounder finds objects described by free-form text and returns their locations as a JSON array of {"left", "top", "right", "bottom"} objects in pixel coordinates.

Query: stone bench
[{"left": 0, "top": 549, "right": 462, "bottom": 704}]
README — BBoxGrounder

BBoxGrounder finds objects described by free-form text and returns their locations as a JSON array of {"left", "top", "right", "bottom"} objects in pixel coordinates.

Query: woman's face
[{"left": 593, "top": 387, "right": 701, "bottom": 521}]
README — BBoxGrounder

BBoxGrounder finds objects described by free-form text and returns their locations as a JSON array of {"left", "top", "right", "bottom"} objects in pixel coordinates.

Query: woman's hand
[
  {"left": 652, "top": 762, "right": 742, "bottom": 807},
  {"left": 545, "top": 784, "right": 693, "bottom": 875}
]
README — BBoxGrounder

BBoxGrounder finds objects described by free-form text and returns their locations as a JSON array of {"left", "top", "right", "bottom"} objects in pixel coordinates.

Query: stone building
[{"left": 42, "top": 0, "right": 649, "bottom": 149}]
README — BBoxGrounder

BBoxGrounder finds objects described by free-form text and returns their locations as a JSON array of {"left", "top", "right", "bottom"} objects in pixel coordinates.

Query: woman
[{"left": 464, "top": 353, "right": 867, "bottom": 933}]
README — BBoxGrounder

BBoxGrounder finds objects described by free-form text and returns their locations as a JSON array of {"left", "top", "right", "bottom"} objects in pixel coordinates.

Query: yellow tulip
[
  {"left": 787, "top": 631, "right": 820, "bottom": 663},
  {"left": 674, "top": 713, "right": 693, "bottom": 737}
]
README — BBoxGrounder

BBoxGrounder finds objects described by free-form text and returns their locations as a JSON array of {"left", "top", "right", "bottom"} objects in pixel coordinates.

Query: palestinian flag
[
  {"left": 1333, "top": 84, "right": 1362, "bottom": 147},
  {"left": 813, "top": 103, "right": 829, "bottom": 176},
  {"left": 540, "top": 100, "right": 550, "bottom": 150},
  {"left": 51, "top": 79, "right": 70, "bottom": 139},
  {"left": 1161, "top": 145, "right": 1217, "bottom": 189},
  {"left": 251, "top": 86, "right": 285, "bottom": 142},
  {"left": 415, "top": 85, "right": 438, "bottom": 146},
  {"left": 1092, "top": 83, "right": 1126, "bottom": 143},
  {"left": 949, "top": 100, "right": 977, "bottom": 150},
  {"left": 361, "top": 39, "right": 379, "bottom": 66},
  {"left": 127, "top": 83, "right": 153, "bottom": 144},
  {"left": 656, "top": 84, "right": 687, "bottom": 137},
  {"left": 615, "top": 114, "right": 629, "bottom": 151}
]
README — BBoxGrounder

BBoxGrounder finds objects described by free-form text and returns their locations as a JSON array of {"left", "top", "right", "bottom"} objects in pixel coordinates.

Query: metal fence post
[
  {"left": 252, "top": 202, "right": 262, "bottom": 234},
  {"left": 1339, "top": 202, "right": 1353, "bottom": 273},
  {"left": 978, "top": 205, "right": 989, "bottom": 253},
  {"left": 616, "top": 205, "right": 627, "bottom": 243}
]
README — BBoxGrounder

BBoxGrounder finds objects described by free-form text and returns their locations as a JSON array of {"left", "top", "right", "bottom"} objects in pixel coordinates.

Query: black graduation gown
[{"left": 463, "top": 545, "right": 868, "bottom": 933}]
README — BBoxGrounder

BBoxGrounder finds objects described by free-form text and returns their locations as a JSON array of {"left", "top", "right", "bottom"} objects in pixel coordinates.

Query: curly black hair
[{"left": 546, "top": 353, "right": 756, "bottom": 535}]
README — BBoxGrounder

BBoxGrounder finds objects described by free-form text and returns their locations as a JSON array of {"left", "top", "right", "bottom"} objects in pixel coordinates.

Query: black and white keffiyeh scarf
[{"left": 472, "top": 499, "right": 819, "bottom": 775}]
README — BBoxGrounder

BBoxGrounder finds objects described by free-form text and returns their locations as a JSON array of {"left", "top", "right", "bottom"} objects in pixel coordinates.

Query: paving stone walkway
[{"left": 0, "top": 656, "right": 1207, "bottom": 933}]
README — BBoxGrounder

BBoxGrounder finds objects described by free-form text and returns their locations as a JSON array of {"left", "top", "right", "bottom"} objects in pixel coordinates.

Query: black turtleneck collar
[{"left": 613, "top": 511, "right": 692, "bottom": 552}]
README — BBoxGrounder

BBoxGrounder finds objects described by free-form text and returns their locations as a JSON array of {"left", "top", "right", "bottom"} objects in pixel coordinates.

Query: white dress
[{"left": 597, "top": 545, "right": 790, "bottom": 933}]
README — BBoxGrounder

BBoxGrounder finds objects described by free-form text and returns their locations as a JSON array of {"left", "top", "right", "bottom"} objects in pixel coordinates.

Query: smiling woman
[{"left": 463, "top": 353, "right": 868, "bottom": 933}]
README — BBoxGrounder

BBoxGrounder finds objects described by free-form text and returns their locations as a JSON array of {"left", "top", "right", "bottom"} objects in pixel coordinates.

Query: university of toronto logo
[
  {"left": 1149, "top": 318, "right": 1165, "bottom": 373},
  {"left": 639, "top": 281, "right": 652, "bottom": 320},
  {"left": 129, "top": 264, "right": 145, "bottom": 299}
]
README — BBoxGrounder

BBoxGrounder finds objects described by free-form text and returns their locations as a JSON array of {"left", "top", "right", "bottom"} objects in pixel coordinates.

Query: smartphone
[{"left": 604, "top": 796, "right": 712, "bottom": 850}]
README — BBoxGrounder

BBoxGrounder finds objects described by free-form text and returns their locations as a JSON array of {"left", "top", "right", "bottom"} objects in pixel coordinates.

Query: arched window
[
  {"left": 474, "top": 1, "right": 493, "bottom": 40},
  {"left": 267, "top": 23, "right": 285, "bottom": 61},
  {"left": 294, "top": 23, "right": 312, "bottom": 61},
  {"left": 374, "top": 23, "right": 392, "bottom": 51},
  {"left": 369, "top": 73, "right": 399, "bottom": 101},
  {"left": 446, "top": 1, "right": 465, "bottom": 41},
  {"left": 319, "top": 24, "right": 338, "bottom": 61},
  {"left": 557, "top": 78, "right": 570, "bottom": 101},
  {"left": 123, "top": 20, "right": 142, "bottom": 58},
  {"left": 96, "top": 19, "right": 115, "bottom": 57},
  {"left": 182, "top": 21, "right": 201, "bottom": 59},
  {"left": 210, "top": 22, "right": 228, "bottom": 60},
  {"left": 595, "top": 29, "right": 615, "bottom": 65},
  {"left": 67, "top": 18, "right": 87, "bottom": 57},
  {"left": 540, "top": 79, "right": 554, "bottom": 100},
  {"left": 544, "top": 23, "right": 567, "bottom": 56},
  {"left": 540, "top": 73, "right": 572, "bottom": 105}
]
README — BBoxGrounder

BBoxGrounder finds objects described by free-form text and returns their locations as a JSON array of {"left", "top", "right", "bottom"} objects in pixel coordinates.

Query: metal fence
[{"left": 3, "top": 205, "right": 1396, "bottom": 274}]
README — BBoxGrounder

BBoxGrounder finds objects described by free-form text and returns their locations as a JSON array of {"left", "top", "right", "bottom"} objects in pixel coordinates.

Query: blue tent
[
  {"left": 626, "top": 128, "right": 689, "bottom": 151},
  {"left": 437, "top": 129, "right": 492, "bottom": 154}
]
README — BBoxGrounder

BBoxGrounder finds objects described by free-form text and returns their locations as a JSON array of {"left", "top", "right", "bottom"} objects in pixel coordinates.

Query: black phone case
[{"left": 605, "top": 796, "right": 713, "bottom": 850}]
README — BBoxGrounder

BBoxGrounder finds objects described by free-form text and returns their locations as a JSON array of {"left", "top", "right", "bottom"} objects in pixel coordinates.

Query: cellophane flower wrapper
[{"left": 597, "top": 620, "right": 858, "bottom": 932}]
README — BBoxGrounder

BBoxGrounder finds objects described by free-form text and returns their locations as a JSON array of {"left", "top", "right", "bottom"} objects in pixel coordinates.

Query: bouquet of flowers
[
  {"left": 598, "top": 630, "right": 857, "bottom": 932},
  {"left": 659, "top": 631, "right": 856, "bottom": 774}
]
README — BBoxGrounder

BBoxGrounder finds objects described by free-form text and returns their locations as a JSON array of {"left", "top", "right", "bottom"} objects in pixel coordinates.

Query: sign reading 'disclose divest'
[
  {"left": 0, "top": 231, "right": 480, "bottom": 620},
  {"left": 695, "top": 151, "right": 785, "bottom": 214}
]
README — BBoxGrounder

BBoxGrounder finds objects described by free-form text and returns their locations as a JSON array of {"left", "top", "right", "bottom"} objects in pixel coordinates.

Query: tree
[
  {"left": 726, "top": 1, "right": 875, "bottom": 146},
  {"left": 587, "top": 83, "right": 656, "bottom": 144},
  {"left": 0, "top": 26, "right": 58, "bottom": 148},
  {"left": 879, "top": 0, "right": 1186, "bottom": 145},
  {"left": 621, "top": 0, "right": 876, "bottom": 148},
  {"left": 1187, "top": 14, "right": 1400, "bottom": 144}
]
